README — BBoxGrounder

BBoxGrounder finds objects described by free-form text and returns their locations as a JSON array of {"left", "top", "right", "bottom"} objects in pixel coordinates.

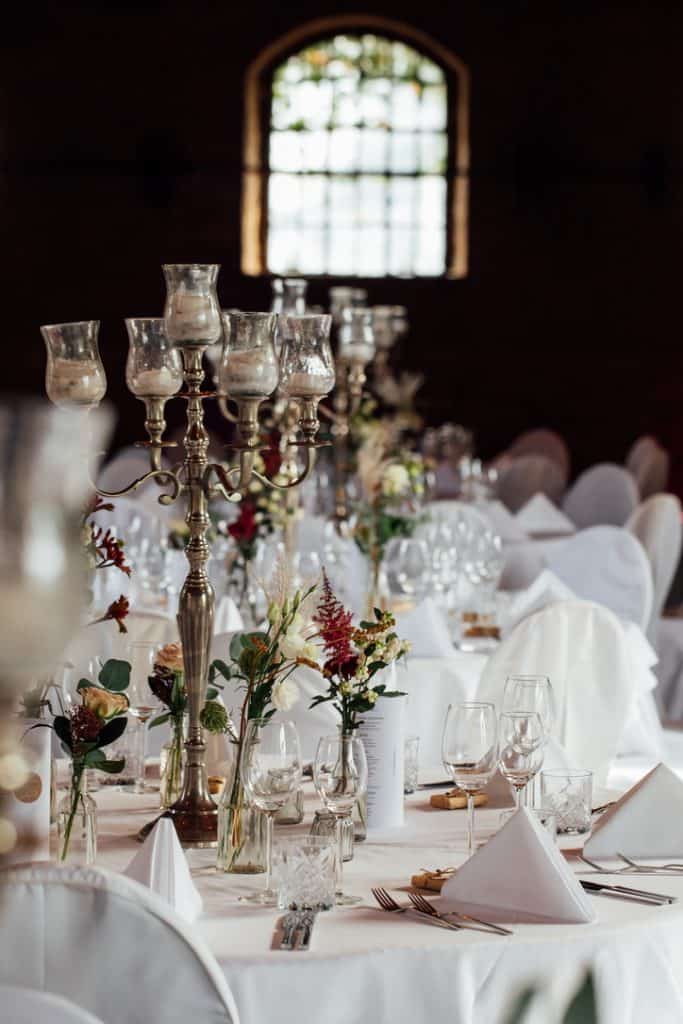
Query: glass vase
[
  {"left": 159, "top": 716, "right": 186, "bottom": 809},
  {"left": 57, "top": 771, "right": 97, "bottom": 865},
  {"left": 216, "top": 744, "right": 267, "bottom": 874}
]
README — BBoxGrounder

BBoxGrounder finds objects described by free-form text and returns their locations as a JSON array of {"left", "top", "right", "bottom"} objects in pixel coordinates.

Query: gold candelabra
[{"left": 42, "top": 267, "right": 334, "bottom": 847}]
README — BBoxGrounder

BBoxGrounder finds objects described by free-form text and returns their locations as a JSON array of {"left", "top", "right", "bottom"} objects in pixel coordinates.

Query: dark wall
[{"left": 2, "top": 2, "right": 682, "bottom": 487}]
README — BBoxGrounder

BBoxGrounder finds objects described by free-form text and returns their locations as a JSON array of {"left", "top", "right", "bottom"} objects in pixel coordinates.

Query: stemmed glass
[
  {"left": 126, "top": 642, "right": 161, "bottom": 794},
  {"left": 503, "top": 675, "right": 554, "bottom": 803},
  {"left": 497, "top": 711, "right": 545, "bottom": 809},
  {"left": 314, "top": 734, "right": 368, "bottom": 906},
  {"left": 442, "top": 702, "right": 498, "bottom": 857},
  {"left": 240, "top": 719, "right": 302, "bottom": 906},
  {"left": 384, "top": 537, "right": 430, "bottom": 603}
]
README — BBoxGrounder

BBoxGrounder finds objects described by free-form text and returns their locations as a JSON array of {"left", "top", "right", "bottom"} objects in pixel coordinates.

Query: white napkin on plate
[
  {"left": 396, "top": 597, "right": 454, "bottom": 658},
  {"left": 124, "top": 818, "right": 203, "bottom": 923},
  {"left": 214, "top": 595, "right": 244, "bottom": 635},
  {"left": 479, "top": 500, "right": 529, "bottom": 543},
  {"left": 441, "top": 807, "right": 595, "bottom": 923},
  {"left": 515, "top": 494, "right": 576, "bottom": 537},
  {"left": 584, "top": 763, "right": 683, "bottom": 859},
  {"left": 504, "top": 570, "right": 575, "bottom": 632}
]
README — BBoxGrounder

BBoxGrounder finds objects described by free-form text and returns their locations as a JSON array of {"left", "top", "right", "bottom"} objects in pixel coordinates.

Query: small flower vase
[
  {"left": 216, "top": 743, "right": 267, "bottom": 874},
  {"left": 57, "top": 771, "right": 97, "bottom": 865},
  {"left": 159, "top": 716, "right": 186, "bottom": 809}
]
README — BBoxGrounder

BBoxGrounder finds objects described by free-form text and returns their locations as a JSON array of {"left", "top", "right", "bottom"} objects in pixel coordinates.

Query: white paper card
[
  {"left": 441, "top": 808, "right": 595, "bottom": 923},
  {"left": 124, "top": 818, "right": 203, "bottom": 922},
  {"left": 584, "top": 762, "right": 683, "bottom": 859},
  {"left": 355, "top": 670, "right": 405, "bottom": 832}
]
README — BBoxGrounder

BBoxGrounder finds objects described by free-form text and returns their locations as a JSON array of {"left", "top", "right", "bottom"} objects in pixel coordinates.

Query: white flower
[
  {"left": 381, "top": 464, "right": 410, "bottom": 498},
  {"left": 363, "top": 689, "right": 378, "bottom": 705},
  {"left": 384, "top": 637, "right": 402, "bottom": 662},
  {"left": 271, "top": 677, "right": 300, "bottom": 711},
  {"left": 279, "top": 613, "right": 318, "bottom": 662},
  {"left": 340, "top": 681, "right": 354, "bottom": 697}
]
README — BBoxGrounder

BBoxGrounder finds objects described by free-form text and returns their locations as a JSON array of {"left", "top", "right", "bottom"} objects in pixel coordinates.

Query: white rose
[
  {"left": 279, "top": 615, "right": 318, "bottom": 663},
  {"left": 381, "top": 464, "right": 410, "bottom": 498},
  {"left": 271, "top": 677, "right": 300, "bottom": 711}
]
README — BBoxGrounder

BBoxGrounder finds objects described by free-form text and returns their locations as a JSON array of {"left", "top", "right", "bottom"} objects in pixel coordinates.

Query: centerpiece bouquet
[
  {"left": 147, "top": 641, "right": 231, "bottom": 808},
  {"left": 353, "top": 427, "right": 426, "bottom": 611},
  {"left": 210, "top": 564, "right": 318, "bottom": 873},
  {"left": 35, "top": 658, "right": 130, "bottom": 863}
]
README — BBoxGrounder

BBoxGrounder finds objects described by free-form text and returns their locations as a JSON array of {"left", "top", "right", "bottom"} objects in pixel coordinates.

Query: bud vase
[
  {"left": 159, "top": 715, "right": 186, "bottom": 809},
  {"left": 216, "top": 744, "right": 267, "bottom": 873},
  {"left": 57, "top": 771, "right": 97, "bottom": 865}
]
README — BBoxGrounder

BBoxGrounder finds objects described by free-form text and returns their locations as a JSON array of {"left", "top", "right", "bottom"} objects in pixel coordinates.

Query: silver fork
[
  {"left": 579, "top": 854, "right": 641, "bottom": 875},
  {"left": 371, "top": 887, "right": 461, "bottom": 932},
  {"left": 581, "top": 853, "right": 683, "bottom": 876},
  {"left": 618, "top": 853, "right": 683, "bottom": 874},
  {"left": 408, "top": 890, "right": 513, "bottom": 936}
]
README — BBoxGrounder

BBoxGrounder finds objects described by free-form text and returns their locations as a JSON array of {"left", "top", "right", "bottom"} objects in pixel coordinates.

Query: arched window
[{"left": 242, "top": 16, "right": 469, "bottom": 279}]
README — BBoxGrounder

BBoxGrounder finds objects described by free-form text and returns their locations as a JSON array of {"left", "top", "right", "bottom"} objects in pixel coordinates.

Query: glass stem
[
  {"left": 135, "top": 717, "right": 147, "bottom": 792},
  {"left": 466, "top": 792, "right": 475, "bottom": 857},
  {"left": 264, "top": 811, "right": 274, "bottom": 893},
  {"left": 514, "top": 786, "right": 522, "bottom": 810},
  {"left": 335, "top": 814, "right": 345, "bottom": 894}
]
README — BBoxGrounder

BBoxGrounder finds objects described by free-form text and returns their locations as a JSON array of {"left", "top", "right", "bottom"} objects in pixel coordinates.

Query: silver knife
[
  {"left": 580, "top": 880, "right": 675, "bottom": 905},
  {"left": 279, "top": 911, "right": 301, "bottom": 950},
  {"left": 297, "top": 910, "right": 317, "bottom": 951}
]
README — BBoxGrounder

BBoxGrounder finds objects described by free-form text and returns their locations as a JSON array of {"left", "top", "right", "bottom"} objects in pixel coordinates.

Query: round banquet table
[{"left": 87, "top": 781, "right": 683, "bottom": 1024}]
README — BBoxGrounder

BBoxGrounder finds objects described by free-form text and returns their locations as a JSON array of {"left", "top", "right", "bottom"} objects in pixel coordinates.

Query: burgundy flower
[
  {"left": 313, "top": 572, "right": 356, "bottom": 674},
  {"left": 92, "top": 526, "right": 132, "bottom": 577},
  {"left": 261, "top": 432, "right": 282, "bottom": 478},
  {"left": 149, "top": 668, "right": 174, "bottom": 708},
  {"left": 228, "top": 501, "right": 258, "bottom": 544},
  {"left": 94, "top": 595, "right": 130, "bottom": 634},
  {"left": 70, "top": 706, "right": 102, "bottom": 745}
]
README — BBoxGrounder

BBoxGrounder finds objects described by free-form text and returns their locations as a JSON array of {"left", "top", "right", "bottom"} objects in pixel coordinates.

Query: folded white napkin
[
  {"left": 515, "top": 494, "right": 576, "bottom": 537},
  {"left": 124, "top": 818, "right": 203, "bottom": 923},
  {"left": 214, "top": 596, "right": 244, "bottom": 635},
  {"left": 584, "top": 763, "right": 683, "bottom": 859},
  {"left": 504, "top": 570, "right": 575, "bottom": 632},
  {"left": 441, "top": 807, "right": 595, "bottom": 923},
  {"left": 396, "top": 598, "right": 454, "bottom": 658},
  {"left": 479, "top": 500, "right": 529, "bottom": 543}
]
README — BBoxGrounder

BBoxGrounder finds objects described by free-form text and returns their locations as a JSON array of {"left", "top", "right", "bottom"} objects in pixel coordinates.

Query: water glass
[
  {"left": 541, "top": 770, "right": 593, "bottom": 835},
  {"left": 272, "top": 836, "right": 336, "bottom": 911},
  {"left": 497, "top": 711, "right": 545, "bottom": 809},
  {"left": 313, "top": 734, "right": 368, "bottom": 905},
  {"left": 442, "top": 702, "right": 498, "bottom": 857},
  {"left": 404, "top": 735, "right": 420, "bottom": 794}
]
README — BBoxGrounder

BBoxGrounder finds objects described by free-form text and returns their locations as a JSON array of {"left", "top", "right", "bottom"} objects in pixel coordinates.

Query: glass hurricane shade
[
  {"left": 277, "top": 314, "right": 335, "bottom": 399},
  {"left": 338, "top": 308, "right": 376, "bottom": 367},
  {"left": 162, "top": 264, "right": 222, "bottom": 346},
  {"left": 41, "top": 321, "right": 107, "bottom": 409},
  {"left": 125, "top": 318, "right": 183, "bottom": 398},
  {"left": 219, "top": 312, "right": 279, "bottom": 399}
]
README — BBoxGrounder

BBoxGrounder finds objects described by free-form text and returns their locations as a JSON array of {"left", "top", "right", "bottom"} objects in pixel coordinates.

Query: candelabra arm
[
  {"left": 317, "top": 401, "right": 338, "bottom": 423},
  {"left": 251, "top": 445, "right": 314, "bottom": 490},
  {"left": 216, "top": 395, "right": 238, "bottom": 423},
  {"left": 96, "top": 467, "right": 182, "bottom": 506}
]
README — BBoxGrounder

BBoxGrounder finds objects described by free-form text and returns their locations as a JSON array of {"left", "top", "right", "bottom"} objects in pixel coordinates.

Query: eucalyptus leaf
[
  {"left": 53, "top": 716, "right": 72, "bottom": 751},
  {"left": 149, "top": 712, "right": 171, "bottom": 729},
  {"left": 84, "top": 748, "right": 107, "bottom": 767},
  {"left": 96, "top": 716, "right": 127, "bottom": 747},
  {"left": 97, "top": 758, "right": 126, "bottom": 774},
  {"left": 77, "top": 679, "right": 95, "bottom": 693},
  {"left": 98, "top": 659, "right": 131, "bottom": 692},
  {"left": 229, "top": 634, "right": 244, "bottom": 661}
]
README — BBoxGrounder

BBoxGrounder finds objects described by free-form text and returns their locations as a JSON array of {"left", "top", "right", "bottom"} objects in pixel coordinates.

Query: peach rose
[{"left": 155, "top": 642, "right": 184, "bottom": 673}]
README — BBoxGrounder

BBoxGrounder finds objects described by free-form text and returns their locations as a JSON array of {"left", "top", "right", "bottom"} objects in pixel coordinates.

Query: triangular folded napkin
[
  {"left": 504, "top": 570, "right": 575, "bottom": 632},
  {"left": 480, "top": 500, "right": 529, "bottom": 544},
  {"left": 124, "top": 818, "right": 203, "bottom": 923},
  {"left": 440, "top": 808, "right": 595, "bottom": 924},
  {"left": 584, "top": 763, "right": 683, "bottom": 859},
  {"left": 214, "top": 595, "right": 244, "bottom": 635},
  {"left": 515, "top": 494, "right": 576, "bottom": 537},
  {"left": 396, "top": 598, "right": 454, "bottom": 658}
]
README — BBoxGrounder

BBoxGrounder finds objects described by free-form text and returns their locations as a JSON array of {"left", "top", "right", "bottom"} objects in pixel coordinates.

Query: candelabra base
[{"left": 164, "top": 799, "right": 218, "bottom": 849}]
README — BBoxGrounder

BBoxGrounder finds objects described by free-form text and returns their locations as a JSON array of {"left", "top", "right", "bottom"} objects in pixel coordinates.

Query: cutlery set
[{"left": 279, "top": 910, "right": 317, "bottom": 950}]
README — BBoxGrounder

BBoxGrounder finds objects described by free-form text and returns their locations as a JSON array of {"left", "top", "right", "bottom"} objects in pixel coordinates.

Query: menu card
[{"left": 356, "top": 673, "right": 405, "bottom": 832}]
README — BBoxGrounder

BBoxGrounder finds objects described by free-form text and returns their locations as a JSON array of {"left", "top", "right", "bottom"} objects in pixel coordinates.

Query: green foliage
[{"left": 98, "top": 659, "right": 130, "bottom": 692}]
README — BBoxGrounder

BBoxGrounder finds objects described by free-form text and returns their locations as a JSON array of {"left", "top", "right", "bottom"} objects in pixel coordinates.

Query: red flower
[
  {"left": 228, "top": 501, "right": 258, "bottom": 544},
  {"left": 261, "top": 431, "right": 283, "bottom": 478},
  {"left": 92, "top": 526, "right": 132, "bottom": 576},
  {"left": 313, "top": 572, "right": 356, "bottom": 675},
  {"left": 90, "top": 595, "right": 130, "bottom": 633},
  {"left": 70, "top": 706, "right": 102, "bottom": 745}
]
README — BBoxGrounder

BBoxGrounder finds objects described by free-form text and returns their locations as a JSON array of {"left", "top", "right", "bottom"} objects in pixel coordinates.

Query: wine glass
[
  {"left": 126, "top": 642, "right": 161, "bottom": 794},
  {"left": 384, "top": 537, "right": 430, "bottom": 603},
  {"left": 313, "top": 734, "right": 368, "bottom": 905},
  {"left": 240, "top": 718, "right": 302, "bottom": 906},
  {"left": 442, "top": 702, "right": 498, "bottom": 857},
  {"left": 497, "top": 711, "right": 545, "bottom": 809},
  {"left": 503, "top": 675, "right": 554, "bottom": 803}
]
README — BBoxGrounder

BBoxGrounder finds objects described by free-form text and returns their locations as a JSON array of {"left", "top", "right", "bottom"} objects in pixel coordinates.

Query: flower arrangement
[
  {"left": 353, "top": 431, "right": 425, "bottom": 608},
  {"left": 211, "top": 564, "right": 319, "bottom": 871},
  {"left": 147, "top": 641, "right": 229, "bottom": 807},
  {"left": 35, "top": 658, "right": 131, "bottom": 861},
  {"left": 83, "top": 495, "right": 131, "bottom": 633},
  {"left": 309, "top": 572, "right": 410, "bottom": 734}
]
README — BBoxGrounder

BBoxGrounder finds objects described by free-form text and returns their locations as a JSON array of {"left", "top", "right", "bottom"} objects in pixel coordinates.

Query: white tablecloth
[{"left": 88, "top": 766, "right": 683, "bottom": 1024}]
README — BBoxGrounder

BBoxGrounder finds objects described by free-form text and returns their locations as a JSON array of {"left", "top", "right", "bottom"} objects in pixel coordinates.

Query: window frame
[{"left": 241, "top": 15, "right": 469, "bottom": 281}]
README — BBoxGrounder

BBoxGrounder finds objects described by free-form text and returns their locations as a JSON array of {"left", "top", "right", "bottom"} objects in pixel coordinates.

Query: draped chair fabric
[
  {"left": 627, "top": 494, "right": 682, "bottom": 640},
  {"left": 0, "top": 865, "right": 240, "bottom": 1024},
  {"left": 507, "top": 428, "right": 570, "bottom": 483},
  {"left": 562, "top": 462, "right": 639, "bottom": 529},
  {"left": 626, "top": 436, "right": 670, "bottom": 500},
  {"left": 0, "top": 986, "right": 106, "bottom": 1024}
]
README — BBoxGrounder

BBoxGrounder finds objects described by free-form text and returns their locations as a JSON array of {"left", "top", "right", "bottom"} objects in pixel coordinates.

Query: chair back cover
[
  {"left": 507, "top": 428, "right": 570, "bottom": 482},
  {"left": 562, "top": 462, "right": 639, "bottom": 529},
  {"left": 500, "top": 543, "right": 545, "bottom": 591},
  {"left": 546, "top": 525, "right": 653, "bottom": 631},
  {"left": 497, "top": 455, "right": 566, "bottom": 513},
  {"left": 627, "top": 494, "right": 682, "bottom": 638},
  {"left": 0, "top": 864, "right": 239, "bottom": 1024},
  {"left": 477, "top": 600, "right": 660, "bottom": 785},
  {"left": 0, "top": 985, "right": 105, "bottom": 1024},
  {"left": 626, "top": 436, "right": 670, "bottom": 500}
]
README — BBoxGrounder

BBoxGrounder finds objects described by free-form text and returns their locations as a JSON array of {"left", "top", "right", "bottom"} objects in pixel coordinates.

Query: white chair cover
[
  {"left": 497, "top": 455, "right": 566, "bottom": 513},
  {"left": 546, "top": 525, "right": 653, "bottom": 631},
  {"left": 0, "top": 986, "right": 105, "bottom": 1024},
  {"left": 477, "top": 600, "right": 662, "bottom": 785},
  {"left": 627, "top": 494, "right": 682, "bottom": 640},
  {"left": 626, "top": 436, "right": 670, "bottom": 499},
  {"left": 0, "top": 864, "right": 239, "bottom": 1024},
  {"left": 507, "top": 428, "right": 570, "bottom": 482},
  {"left": 562, "top": 462, "right": 639, "bottom": 529},
  {"left": 500, "top": 543, "right": 545, "bottom": 591}
]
